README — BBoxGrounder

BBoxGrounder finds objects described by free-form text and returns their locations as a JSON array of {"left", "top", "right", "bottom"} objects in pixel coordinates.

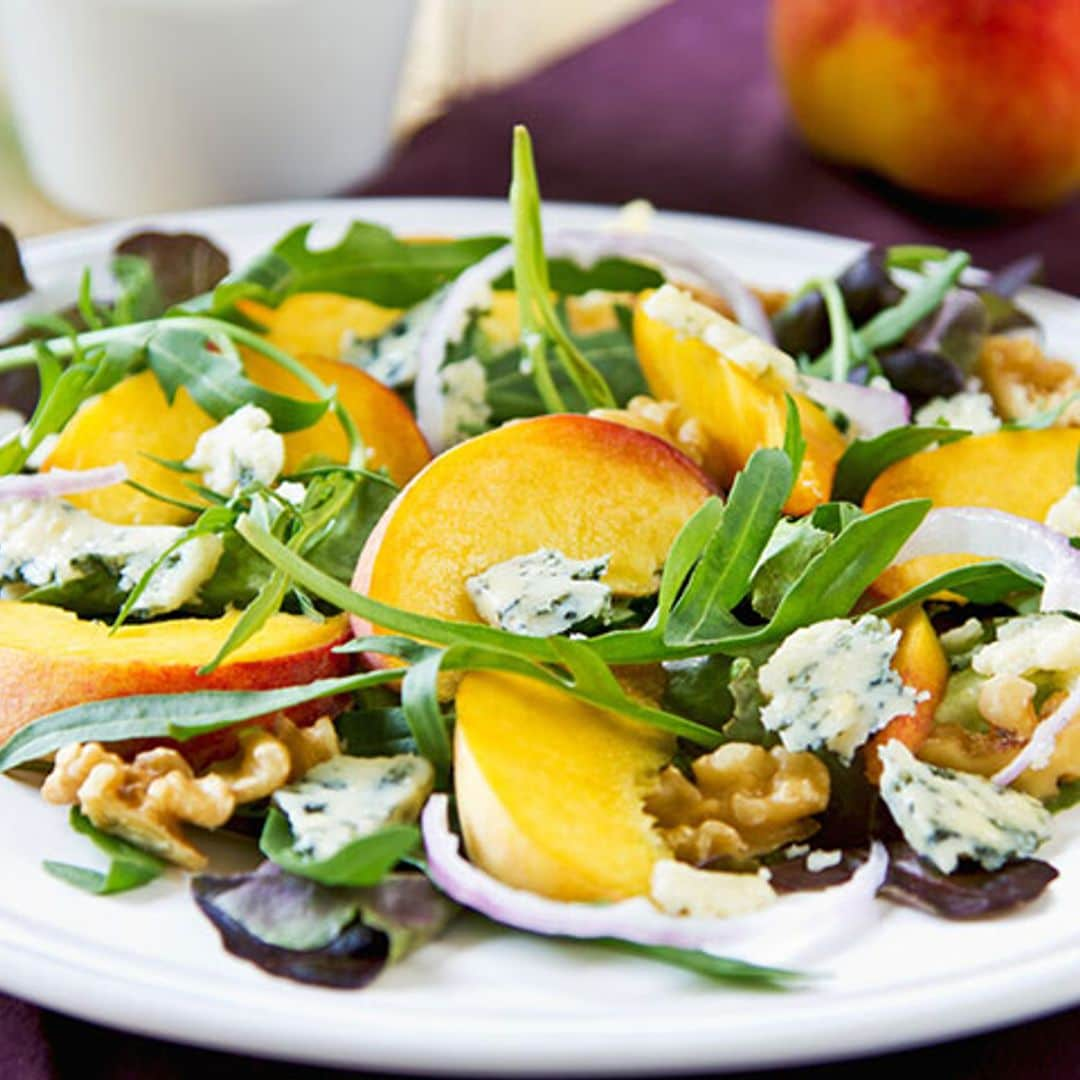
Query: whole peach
[{"left": 771, "top": 0, "right": 1080, "bottom": 208}]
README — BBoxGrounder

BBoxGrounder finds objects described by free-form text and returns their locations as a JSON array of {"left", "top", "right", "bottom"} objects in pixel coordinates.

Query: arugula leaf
[
  {"left": 655, "top": 497, "right": 726, "bottom": 630},
  {"left": 597, "top": 939, "right": 803, "bottom": 988},
  {"left": 808, "top": 251, "right": 970, "bottom": 376},
  {"left": 869, "top": 560, "right": 1042, "bottom": 617},
  {"left": 43, "top": 808, "right": 165, "bottom": 895},
  {"left": 0, "top": 224, "right": 30, "bottom": 300},
  {"left": 511, "top": 126, "right": 616, "bottom": 412},
  {"left": 750, "top": 518, "right": 831, "bottom": 619},
  {"left": 205, "top": 223, "right": 504, "bottom": 313},
  {"left": 336, "top": 703, "right": 416, "bottom": 757},
  {"left": 1046, "top": 779, "right": 1080, "bottom": 814},
  {"left": 146, "top": 324, "right": 329, "bottom": 433},
  {"left": 832, "top": 426, "right": 970, "bottom": 503},
  {"left": 260, "top": 808, "right": 419, "bottom": 887},
  {"left": 0, "top": 669, "right": 402, "bottom": 773},
  {"left": 665, "top": 449, "right": 792, "bottom": 644}
]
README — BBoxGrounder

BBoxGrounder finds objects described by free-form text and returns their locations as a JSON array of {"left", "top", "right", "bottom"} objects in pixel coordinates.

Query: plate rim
[{"left": 3, "top": 196, "right": 1079, "bottom": 1075}]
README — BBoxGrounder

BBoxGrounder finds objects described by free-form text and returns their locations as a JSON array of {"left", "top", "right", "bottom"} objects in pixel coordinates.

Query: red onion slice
[
  {"left": 800, "top": 375, "right": 910, "bottom": 437},
  {"left": 993, "top": 682, "right": 1080, "bottom": 788},
  {"left": 0, "top": 463, "right": 128, "bottom": 499},
  {"left": 421, "top": 794, "right": 887, "bottom": 959},
  {"left": 414, "top": 229, "right": 772, "bottom": 451},
  {"left": 891, "top": 507, "right": 1080, "bottom": 614}
]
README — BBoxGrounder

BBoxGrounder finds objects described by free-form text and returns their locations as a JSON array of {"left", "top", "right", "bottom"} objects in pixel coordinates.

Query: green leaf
[
  {"left": 146, "top": 324, "right": 329, "bottom": 433},
  {"left": 110, "top": 254, "right": 164, "bottom": 325},
  {"left": 259, "top": 808, "right": 418, "bottom": 887},
  {"left": 1046, "top": 779, "right": 1080, "bottom": 814},
  {"left": 809, "top": 251, "right": 970, "bottom": 376},
  {"left": 511, "top": 126, "right": 616, "bottom": 411},
  {"left": 760, "top": 499, "right": 931, "bottom": 641},
  {"left": 782, "top": 394, "right": 806, "bottom": 485},
  {"left": 208, "top": 222, "right": 505, "bottom": 312},
  {"left": 665, "top": 449, "right": 792, "bottom": 644},
  {"left": 869, "top": 560, "right": 1042, "bottom": 617},
  {"left": 655, "top": 497, "right": 726, "bottom": 628},
  {"left": 400, "top": 651, "right": 455, "bottom": 786},
  {"left": 832, "top": 426, "right": 970, "bottom": 503},
  {"left": 1005, "top": 390, "right": 1080, "bottom": 431},
  {"left": 0, "top": 669, "right": 402, "bottom": 773},
  {"left": 750, "top": 518, "right": 831, "bottom": 619},
  {"left": 238, "top": 521, "right": 723, "bottom": 747},
  {"left": 43, "top": 808, "right": 165, "bottom": 895},
  {"left": 596, "top": 939, "right": 803, "bottom": 988}
]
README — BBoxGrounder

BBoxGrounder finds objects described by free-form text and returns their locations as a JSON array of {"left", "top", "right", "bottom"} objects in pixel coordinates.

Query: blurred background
[{"left": 1, "top": 0, "right": 1077, "bottom": 291}]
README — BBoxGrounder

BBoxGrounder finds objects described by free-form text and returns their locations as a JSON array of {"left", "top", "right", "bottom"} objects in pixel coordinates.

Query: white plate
[{"left": 2, "top": 199, "right": 1079, "bottom": 1076}]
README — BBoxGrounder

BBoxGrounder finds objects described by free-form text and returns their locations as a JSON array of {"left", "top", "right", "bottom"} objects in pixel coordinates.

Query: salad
[{"left": 0, "top": 125, "right": 1077, "bottom": 992}]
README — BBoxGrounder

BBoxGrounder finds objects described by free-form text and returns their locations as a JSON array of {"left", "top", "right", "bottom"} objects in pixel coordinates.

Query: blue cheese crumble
[
  {"left": 878, "top": 740, "right": 1051, "bottom": 873},
  {"left": 466, "top": 549, "right": 613, "bottom": 637},
  {"left": 972, "top": 614, "right": 1080, "bottom": 679},
  {"left": 650, "top": 860, "right": 775, "bottom": 919},
  {"left": 185, "top": 404, "right": 285, "bottom": 497},
  {"left": 438, "top": 358, "right": 492, "bottom": 448},
  {"left": 272, "top": 754, "right": 434, "bottom": 862},
  {"left": 1045, "top": 486, "right": 1080, "bottom": 537},
  {"left": 341, "top": 290, "right": 443, "bottom": 388},
  {"left": 914, "top": 391, "right": 1001, "bottom": 434},
  {"left": 642, "top": 284, "right": 798, "bottom": 387},
  {"left": 0, "top": 496, "right": 222, "bottom": 614},
  {"left": 758, "top": 615, "right": 924, "bottom": 763}
]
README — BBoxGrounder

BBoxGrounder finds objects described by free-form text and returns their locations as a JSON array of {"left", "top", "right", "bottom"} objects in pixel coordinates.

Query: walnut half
[
  {"left": 645, "top": 742, "right": 830, "bottom": 866},
  {"left": 41, "top": 716, "right": 340, "bottom": 870}
]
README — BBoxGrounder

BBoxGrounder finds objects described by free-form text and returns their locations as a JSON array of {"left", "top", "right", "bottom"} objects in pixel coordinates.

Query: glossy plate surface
[{"left": 1, "top": 199, "right": 1079, "bottom": 1075}]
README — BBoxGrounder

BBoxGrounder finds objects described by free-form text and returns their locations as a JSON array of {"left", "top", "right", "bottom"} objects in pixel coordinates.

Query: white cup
[{"left": 0, "top": 0, "right": 417, "bottom": 218}]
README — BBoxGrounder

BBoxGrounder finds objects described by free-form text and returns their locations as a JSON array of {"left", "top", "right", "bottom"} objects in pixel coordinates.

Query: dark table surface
[{"left": 4, "top": 0, "right": 1078, "bottom": 1076}]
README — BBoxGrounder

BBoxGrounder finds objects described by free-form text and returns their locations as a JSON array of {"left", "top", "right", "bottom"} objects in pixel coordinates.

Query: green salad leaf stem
[
  {"left": 510, "top": 126, "right": 616, "bottom": 411},
  {"left": 43, "top": 808, "right": 166, "bottom": 896},
  {"left": 597, "top": 939, "right": 805, "bottom": 988},
  {"left": 0, "top": 669, "right": 403, "bottom": 773}
]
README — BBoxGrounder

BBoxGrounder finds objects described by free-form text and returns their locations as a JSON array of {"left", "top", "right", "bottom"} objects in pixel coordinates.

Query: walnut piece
[
  {"left": 590, "top": 395, "right": 707, "bottom": 465},
  {"left": 644, "top": 743, "right": 830, "bottom": 866},
  {"left": 978, "top": 335, "right": 1080, "bottom": 426},
  {"left": 920, "top": 684, "right": 1079, "bottom": 800},
  {"left": 41, "top": 716, "right": 341, "bottom": 870}
]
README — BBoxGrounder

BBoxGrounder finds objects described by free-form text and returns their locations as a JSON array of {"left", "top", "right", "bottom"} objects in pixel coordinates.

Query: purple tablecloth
[
  {"left": 362, "top": 0, "right": 1080, "bottom": 296},
  {"left": 4, "top": 1, "right": 1078, "bottom": 1075}
]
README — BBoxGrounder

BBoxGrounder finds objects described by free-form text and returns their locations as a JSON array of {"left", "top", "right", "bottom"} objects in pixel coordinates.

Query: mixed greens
[{"left": 0, "top": 126, "right": 1077, "bottom": 992}]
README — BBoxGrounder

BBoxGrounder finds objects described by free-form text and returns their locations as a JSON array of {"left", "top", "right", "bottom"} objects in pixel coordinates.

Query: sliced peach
[
  {"left": 46, "top": 371, "right": 214, "bottom": 525},
  {"left": 865, "top": 606, "right": 949, "bottom": 783},
  {"left": 633, "top": 293, "right": 846, "bottom": 515},
  {"left": 351, "top": 414, "right": 716, "bottom": 640},
  {"left": 241, "top": 351, "right": 430, "bottom": 485},
  {"left": 0, "top": 603, "right": 352, "bottom": 748},
  {"left": 238, "top": 294, "right": 402, "bottom": 359},
  {"left": 864, "top": 428, "right": 1080, "bottom": 597},
  {"left": 481, "top": 290, "right": 624, "bottom": 349},
  {"left": 454, "top": 671, "right": 673, "bottom": 901},
  {"left": 47, "top": 349, "right": 430, "bottom": 524}
]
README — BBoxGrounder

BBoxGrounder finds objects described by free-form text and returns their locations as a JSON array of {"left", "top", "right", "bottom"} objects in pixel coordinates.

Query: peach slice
[
  {"left": 454, "top": 671, "right": 674, "bottom": 901},
  {"left": 864, "top": 428, "right": 1080, "bottom": 598},
  {"left": 0, "top": 603, "right": 352, "bottom": 748},
  {"left": 865, "top": 606, "right": 949, "bottom": 783},
  {"left": 46, "top": 371, "right": 214, "bottom": 526},
  {"left": 47, "top": 351, "right": 430, "bottom": 525},
  {"left": 241, "top": 351, "right": 431, "bottom": 485},
  {"left": 633, "top": 293, "right": 846, "bottom": 515},
  {"left": 351, "top": 413, "right": 716, "bottom": 640},
  {"left": 239, "top": 294, "right": 402, "bottom": 359}
]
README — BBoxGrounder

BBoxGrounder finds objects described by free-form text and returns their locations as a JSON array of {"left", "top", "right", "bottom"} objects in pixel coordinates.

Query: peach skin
[
  {"left": 0, "top": 604, "right": 352, "bottom": 748},
  {"left": 772, "top": 0, "right": 1080, "bottom": 209}
]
